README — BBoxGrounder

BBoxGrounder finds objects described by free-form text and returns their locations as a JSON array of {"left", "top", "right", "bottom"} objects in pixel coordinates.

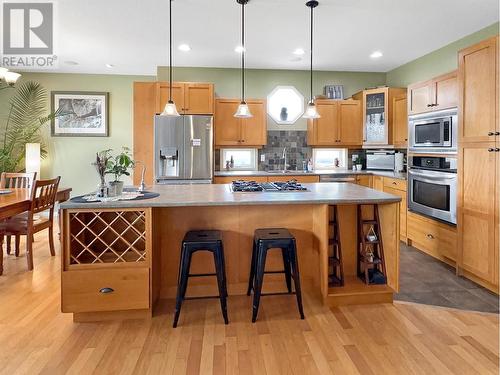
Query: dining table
[{"left": 0, "top": 187, "right": 72, "bottom": 274}]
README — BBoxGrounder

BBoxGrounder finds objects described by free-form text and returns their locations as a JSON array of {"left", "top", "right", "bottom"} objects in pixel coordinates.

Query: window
[
  {"left": 267, "top": 86, "right": 304, "bottom": 125},
  {"left": 220, "top": 148, "right": 258, "bottom": 171},
  {"left": 312, "top": 149, "right": 348, "bottom": 170}
]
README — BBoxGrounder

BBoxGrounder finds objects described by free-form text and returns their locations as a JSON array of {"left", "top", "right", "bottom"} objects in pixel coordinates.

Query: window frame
[
  {"left": 312, "top": 148, "right": 348, "bottom": 171},
  {"left": 220, "top": 148, "right": 259, "bottom": 171}
]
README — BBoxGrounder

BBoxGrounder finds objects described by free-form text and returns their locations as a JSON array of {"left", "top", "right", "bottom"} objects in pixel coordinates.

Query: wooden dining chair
[
  {"left": 0, "top": 172, "right": 37, "bottom": 255},
  {"left": 0, "top": 176, "right": 60, "bottom": 271}
]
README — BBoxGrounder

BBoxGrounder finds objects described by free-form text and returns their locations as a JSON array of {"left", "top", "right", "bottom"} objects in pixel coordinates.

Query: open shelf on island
[{"left": 326, "top": 276, "right": 394, "bottom": 307}]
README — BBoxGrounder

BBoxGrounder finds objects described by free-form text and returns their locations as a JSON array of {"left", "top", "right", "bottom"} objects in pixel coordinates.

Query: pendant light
[
  {"left": 234, "top": 0, "right": 253, "bottom": 118},
  {"left": 161, "top": 0, "right": 180, "bottom": 117},
  {"left": 303, "top": 0, "right": 320, "bottom": 119}
]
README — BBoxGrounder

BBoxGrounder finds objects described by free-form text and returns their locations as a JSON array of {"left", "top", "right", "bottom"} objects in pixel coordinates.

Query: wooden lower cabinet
[
  {"left": 62, "top": 268, "right": 150, "bottom": 313},
  {"left": 384, "top": 186, "right": 407, "bottom": 241},
  {"left": 372, "top": 175, "right": 384, "bottom": 191},
  {"left": 213, "top": 175, "right": 319, "bottom": 184},
  {"left": 355, "top": 175, "right": 372, "bottom": 187},
  {"left": 407, "top": 212, "right": 457, "bottom": 263}
]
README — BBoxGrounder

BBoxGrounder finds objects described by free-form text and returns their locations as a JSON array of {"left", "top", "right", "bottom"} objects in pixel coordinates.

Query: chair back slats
[
  {"left": 31, "top": 177, "right": 61, "bottom": 215},
  {"left": 0, "top": 172, "right": 37, "bottom": 189}
]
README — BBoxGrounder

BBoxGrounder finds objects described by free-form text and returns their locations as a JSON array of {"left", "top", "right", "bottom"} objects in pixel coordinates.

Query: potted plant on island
[{"left": 105, "top": 147, "right": 135, "bottom": 197}]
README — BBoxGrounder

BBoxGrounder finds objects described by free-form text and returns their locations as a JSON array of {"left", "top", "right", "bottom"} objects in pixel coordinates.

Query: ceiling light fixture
[
  {"left": 64, "top": 61, "right": 79, "bottom": 66},
  {"left": 178, "top": 44, "right": 191, "bottom": 52},
  {"left": 370, "top": 51, "right": 383, "bottom": 59},
  {"left": 293, "top": 48, "right": 305, "bottom": 56},
  {"left": 234, "top": 0, "right": 252, "bottom": 118},
  {"left": 161, "top": 0, "right": 180, "bottom": 117},
  {"left": 0, "top": 67, "right": 21, "bottom": 90},
  {"left": 302, "top": 1, "right": 320, "bottom": 119},
  {"left": 234, "top": 45, "right": 246, "bottom": 53}
]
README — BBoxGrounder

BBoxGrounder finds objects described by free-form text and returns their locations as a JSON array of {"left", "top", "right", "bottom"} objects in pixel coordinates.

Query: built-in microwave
[{"left": 408, "top": 108, "right": 457, "bottom": 153}]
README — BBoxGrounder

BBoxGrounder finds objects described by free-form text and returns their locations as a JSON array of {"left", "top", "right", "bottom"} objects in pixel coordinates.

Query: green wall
[
  {"left": 386, "top": 22, "right": 499, "bottom": 87},
  {"left": 0, "top": 73, "right": 154, "bottom": 195},
  {"left": 157, "top": 66, "right": 386, "bottom": 131}
]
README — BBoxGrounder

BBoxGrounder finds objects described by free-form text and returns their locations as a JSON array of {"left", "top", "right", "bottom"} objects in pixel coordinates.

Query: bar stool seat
[
  {"left": 247, "top": 228, "right": 305, "bottom": 322},
  {"left": 172, "top": 230, "right": 229, "bottom": 328}
]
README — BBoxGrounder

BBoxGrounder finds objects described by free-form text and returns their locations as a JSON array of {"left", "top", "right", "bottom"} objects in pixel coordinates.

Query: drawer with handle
[
  {"left": 407, "top": 212, "right": 456, "bottom": 261},
  {"left": 62, "top": 268, "right": 149, "bottom": 313},
  {"left": 383, "top": 177, "right": 407, "bottom": 192}
]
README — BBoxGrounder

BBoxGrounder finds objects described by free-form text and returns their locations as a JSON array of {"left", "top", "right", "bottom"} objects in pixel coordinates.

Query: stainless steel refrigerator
[{"left": 154, "top": 115, "right": 213, "bottom": 184}]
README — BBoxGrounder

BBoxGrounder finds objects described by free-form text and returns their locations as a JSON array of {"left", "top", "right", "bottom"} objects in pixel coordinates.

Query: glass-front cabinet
[{"left": 353, "top": 87, "right": 407, "bottom": 146}]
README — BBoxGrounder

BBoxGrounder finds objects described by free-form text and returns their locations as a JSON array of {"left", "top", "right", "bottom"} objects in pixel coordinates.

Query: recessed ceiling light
[
  {"left": 290, "top": 57, "right": 302, "bottom": 62},
  {"left": 234, "top": 45, "right": 246, "bottom": 53},
  {"left": 178, "top": 44, "right": 191, "bottom": 52},
  {"left": 105, "top": 64, "right": 115, "bottom": 68},
  {"left": 370, "top": 51, "right": 383, "bottom": 59},
  {"left": 293, "top": 48, "right": 305, "bottom": 56},
  {"left": 64, "top": 60, "right": 79, "bottom": 66}
]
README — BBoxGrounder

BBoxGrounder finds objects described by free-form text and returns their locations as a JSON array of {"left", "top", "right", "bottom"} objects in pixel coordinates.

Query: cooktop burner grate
[{"left": 231, "top": 179, "right": 308, "bottom": 192}]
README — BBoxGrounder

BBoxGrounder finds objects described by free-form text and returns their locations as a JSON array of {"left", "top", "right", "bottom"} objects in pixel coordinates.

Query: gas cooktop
[{"left": 231, "top": 180, "right": 308, "bottom": 192}]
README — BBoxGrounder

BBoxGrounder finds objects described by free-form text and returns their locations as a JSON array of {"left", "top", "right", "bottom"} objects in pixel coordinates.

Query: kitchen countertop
[
  {"left": 60, "top": 182, "right": 401, "bottom": 210},
  {"left": 214, "top": 169, "right": 407, "bottom": 180}
]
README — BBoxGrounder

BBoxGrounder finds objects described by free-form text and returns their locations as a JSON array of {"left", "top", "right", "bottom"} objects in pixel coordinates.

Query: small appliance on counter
[
  {"left": 366, "top": 150, "right": 395, "bottom": 171},
  {"left": 408, "top": 155, "right": 457, "bottom": 224},
  {"left": 154, "top": 115, "right": 213, "bottom": 184}
]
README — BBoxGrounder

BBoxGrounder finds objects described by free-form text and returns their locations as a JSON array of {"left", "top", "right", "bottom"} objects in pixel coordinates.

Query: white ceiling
[{"left": 14, "top": 0, "right": 500, "bottom": 75}]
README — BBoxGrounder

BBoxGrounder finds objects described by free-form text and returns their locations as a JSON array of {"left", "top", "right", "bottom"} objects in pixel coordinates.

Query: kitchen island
[{"left": 60, "top": 183, "right": 401, "bottom": 322}]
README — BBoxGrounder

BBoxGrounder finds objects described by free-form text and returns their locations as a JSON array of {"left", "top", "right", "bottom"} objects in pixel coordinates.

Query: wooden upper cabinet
[
  {"left": 408, "top": 81, "right": 432, "bottom": 114},
  {"left": 307, "top": 99, "right": 362, "bottom": 146},
  {"left": 458, "top": 36, "right": 498, "bottom": 143},
  {"left": 338, "top": 100, "right": 362, "bottom": 145},
  {"left": 433, "top": 71, "right": 458, "bottom": 111},
  {"left": 184, "top": 83, "right": 214, "bottom": 114},
  {"left": 214, "top": 99, "right": 267, "bottom": 147},
  {"left": 241, "top": 100, "right": 267, "bottom": 146},
  {"left": 214, "top": 100, "right": 241, "bottom": 146},
  {"left": 392, "top": 95, "right": 408, "bottom": 147},
  {"left": 158, "top": 82, "right": 214, "bottom": 114},
  {"left": 158, "top": 82, "right": 184, "bottom": 112},
  {"left": 408, "top": 71, "right": 457, "bottom": 115}
]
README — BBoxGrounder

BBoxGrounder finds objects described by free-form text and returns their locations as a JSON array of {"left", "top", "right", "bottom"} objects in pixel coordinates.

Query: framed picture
[{"left": 51, "top": 91, "right": 109, "bottom": 136}]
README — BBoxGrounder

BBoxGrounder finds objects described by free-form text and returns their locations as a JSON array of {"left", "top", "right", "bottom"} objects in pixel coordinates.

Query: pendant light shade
[
  {"left": 161, "top": 0, "right": 180, "bottom": 117},
  {"left": 302, "top": 0, "right": 320, "bottom": 119},
  {"left": 234, "top": 0, "right": 253, "bottom": 118}
]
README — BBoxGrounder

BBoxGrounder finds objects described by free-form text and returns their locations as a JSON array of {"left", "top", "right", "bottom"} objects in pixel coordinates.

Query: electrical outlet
[{"left": 260, "top": 154, "right": 265, "bottom": 162}]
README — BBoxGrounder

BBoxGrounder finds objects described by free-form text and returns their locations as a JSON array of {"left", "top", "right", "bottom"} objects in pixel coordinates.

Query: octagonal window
[{"left": 267, "top": 86, "right": 304, "bottom": 125}]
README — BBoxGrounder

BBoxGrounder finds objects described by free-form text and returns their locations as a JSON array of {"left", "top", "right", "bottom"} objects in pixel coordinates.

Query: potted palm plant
[{"left": 105, "top": 147, "right": 134, "bottom": 196}]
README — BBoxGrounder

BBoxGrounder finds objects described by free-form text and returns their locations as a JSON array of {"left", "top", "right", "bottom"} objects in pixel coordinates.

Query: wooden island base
[{"left": 61, "top": 202, "right": 399, "bottom": 322}]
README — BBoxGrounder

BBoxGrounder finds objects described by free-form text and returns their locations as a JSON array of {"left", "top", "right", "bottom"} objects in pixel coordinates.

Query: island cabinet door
[
  {"left": 307, "top": 101, "right": 338, "bottom": 145},
  {"left": 338, "top": 100, "right": 362, "bottom": 146},
  {"left": 61, "top": 208, "right": 152, "bottom": 313}
]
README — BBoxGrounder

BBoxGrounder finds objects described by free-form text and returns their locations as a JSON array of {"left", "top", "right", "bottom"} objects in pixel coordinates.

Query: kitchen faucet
[{"left": 282, "top": 147, "right": 287, "bottom": 173}]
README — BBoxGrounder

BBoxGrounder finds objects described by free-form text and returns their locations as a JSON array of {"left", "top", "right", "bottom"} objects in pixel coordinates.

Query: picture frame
[{"left": 51, "top": 91, "right": 109, "bottom": 137}]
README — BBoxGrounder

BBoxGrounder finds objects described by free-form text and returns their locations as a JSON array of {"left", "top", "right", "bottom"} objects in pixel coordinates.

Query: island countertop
[{"left": 60, "top": 182, "right": 401, "bottom": 209}]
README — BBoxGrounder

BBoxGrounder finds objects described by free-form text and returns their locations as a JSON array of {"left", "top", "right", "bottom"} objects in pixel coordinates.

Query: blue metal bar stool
[
  {"left": 173, "top": 230, "right": 229, "bottom": 328},
  {"left": 247, "top": 228, "right": 305, "bottom": 322}
]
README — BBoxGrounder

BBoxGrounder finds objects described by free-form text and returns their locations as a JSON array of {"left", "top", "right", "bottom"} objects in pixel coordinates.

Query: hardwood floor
[{"left": 0, "top": 229, "right": 499, "bottom": 375}]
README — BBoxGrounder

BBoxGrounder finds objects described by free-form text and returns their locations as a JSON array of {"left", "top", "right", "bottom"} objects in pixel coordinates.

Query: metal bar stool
[
  {"left": 247, "top": 228, "right": 305, "bottom": 322},
  {"left": 172, "top": 230, "right": 229, "bottom": 328}
]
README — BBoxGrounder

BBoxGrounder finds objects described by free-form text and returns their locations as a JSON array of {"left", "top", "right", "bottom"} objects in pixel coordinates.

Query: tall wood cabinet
[
  {"left": 133, "top": 81, "right": 215, "bottom": 185},
  {"left": 392, "top": 94, "right": 408, "bottom": 147},
  {"left": 214, "top": 99, "right": 267, "bottom": 146},
  {"left": 307, "top": 99, "right": 362, "bottom": 146},
  {"left": 352, "top": 87, "right": 406, "bottom": 146},
  {"left": 457, "top": 36, "right": 499, "bottom": 293},
  {"left": 407, "top": 71, "right": 458, "bottom": 115}
]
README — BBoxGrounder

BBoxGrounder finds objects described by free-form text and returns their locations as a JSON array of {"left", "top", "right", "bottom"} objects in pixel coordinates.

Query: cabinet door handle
[
  {"left": 496, "top": 148, "right": 500, "bottom": 152},
  {"left": 99, "top": 287, "right": 114, "bottom": 294},
  {"left": 427, "top": 104, "right": 433, "bottom": 107},
  {"left": 392, "top": 181, "right": 397, "bottom": 185},
  {"left": 488, "top": 148, "right": 495, "bottom": 152},
  {"left": 488, "top": 132, "right": 495, "bottom": 136},
  {"left": 496, "top": 132, "right": 500, "bottom": 136},
  {"left": 426, "top": 234, "right": 434, "bottom": 240}
]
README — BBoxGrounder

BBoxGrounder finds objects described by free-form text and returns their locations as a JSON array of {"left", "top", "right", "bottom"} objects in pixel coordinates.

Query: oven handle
[{"left": 408, "top": 169, "right": 456, "bottom": 180}]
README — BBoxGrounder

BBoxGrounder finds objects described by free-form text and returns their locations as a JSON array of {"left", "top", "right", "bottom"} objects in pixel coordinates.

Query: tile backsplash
[{"left": 258, "top": 131, "right": 311, "bottom": 171}]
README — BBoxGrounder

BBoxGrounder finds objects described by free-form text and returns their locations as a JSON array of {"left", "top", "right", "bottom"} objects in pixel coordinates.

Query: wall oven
[
  {"left": 409, "top": 108, "right": 457, "bottom": 153},
  {"left": 408, "top": 156, "right": 457, "bottom": 225}
]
